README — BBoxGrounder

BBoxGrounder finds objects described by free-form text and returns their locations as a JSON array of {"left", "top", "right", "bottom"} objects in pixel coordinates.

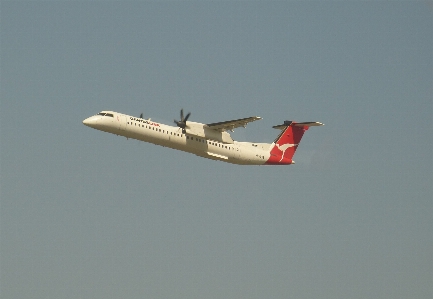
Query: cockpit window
[{"left": 97, "top": 112, "right": 114, "bottom": 117}]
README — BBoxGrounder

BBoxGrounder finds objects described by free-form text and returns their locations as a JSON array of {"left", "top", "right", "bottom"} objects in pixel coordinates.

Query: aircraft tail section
[{"left": 266, "top": 121, "right": 323, "bottom": 165}]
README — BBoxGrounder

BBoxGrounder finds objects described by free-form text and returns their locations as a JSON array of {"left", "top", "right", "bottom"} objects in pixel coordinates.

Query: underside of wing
[{"left": 206, "top": 116, "right": 262, "bottom": 132}]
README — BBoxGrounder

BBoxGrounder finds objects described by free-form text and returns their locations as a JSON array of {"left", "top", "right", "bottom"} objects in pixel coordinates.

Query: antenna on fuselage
[{"left": 139, "top": 112, "right": 150, "bottom": 121}]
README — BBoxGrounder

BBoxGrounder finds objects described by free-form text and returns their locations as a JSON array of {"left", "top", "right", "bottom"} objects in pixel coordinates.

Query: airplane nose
[{"left": 83, "top": 117, "right": 97, "bottom": 127}]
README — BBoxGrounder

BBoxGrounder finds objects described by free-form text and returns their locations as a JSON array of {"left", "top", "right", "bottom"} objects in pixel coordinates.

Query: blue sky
[{"left": 1, "top": 1, "right": 432, "bottom": 299}]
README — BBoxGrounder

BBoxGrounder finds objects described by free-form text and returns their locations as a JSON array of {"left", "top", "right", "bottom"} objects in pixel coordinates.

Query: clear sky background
[{"left": 1, "top": 1, "right": 432, "bottom": 299}]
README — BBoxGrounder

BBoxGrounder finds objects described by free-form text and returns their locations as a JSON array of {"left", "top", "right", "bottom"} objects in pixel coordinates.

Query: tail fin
[{"left": 266, "top": 121, "right": 323, "bottom": 165}]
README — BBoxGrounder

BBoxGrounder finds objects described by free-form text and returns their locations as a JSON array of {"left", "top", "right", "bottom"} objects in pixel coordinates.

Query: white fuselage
[{"left": 83, "top": 111, "right": 272, "bottom": 165}]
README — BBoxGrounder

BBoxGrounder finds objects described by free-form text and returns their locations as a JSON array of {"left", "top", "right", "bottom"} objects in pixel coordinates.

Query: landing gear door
[{"left": 117, "top": 114, "right": 127, "bottom": 131}]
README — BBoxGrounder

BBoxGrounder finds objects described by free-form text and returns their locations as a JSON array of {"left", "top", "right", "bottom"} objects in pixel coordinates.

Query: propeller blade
[
  {"left": 184, "top": 112, "right": 191, "bottom": 122},
  {"left": 174, "top": 109, "right": 191, "bottom": 131}
]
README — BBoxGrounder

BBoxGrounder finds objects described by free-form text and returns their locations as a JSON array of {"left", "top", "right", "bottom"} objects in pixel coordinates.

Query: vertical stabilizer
[{"left": 266, "top": 121, "right": 323, "bottom": 165}]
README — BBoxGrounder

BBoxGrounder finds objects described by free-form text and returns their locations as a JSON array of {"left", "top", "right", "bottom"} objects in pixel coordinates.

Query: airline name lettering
[{"left": 130, "top": 117, "right": 160, "bottom": 127}]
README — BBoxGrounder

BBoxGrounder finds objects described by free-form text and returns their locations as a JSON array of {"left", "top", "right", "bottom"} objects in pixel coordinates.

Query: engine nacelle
[{"left": 185, "top": 122, "right": 234, "bottom": 144}]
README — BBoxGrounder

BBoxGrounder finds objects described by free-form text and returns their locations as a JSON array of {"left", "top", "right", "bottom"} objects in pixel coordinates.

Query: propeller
[{"left": 174, "top": 109, "right": 191, "bottom": 134}]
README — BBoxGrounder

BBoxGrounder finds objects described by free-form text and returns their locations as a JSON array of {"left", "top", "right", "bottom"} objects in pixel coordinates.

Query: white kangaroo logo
[{"left": 276, "top": 143, "right": 298, "bottom": 162}]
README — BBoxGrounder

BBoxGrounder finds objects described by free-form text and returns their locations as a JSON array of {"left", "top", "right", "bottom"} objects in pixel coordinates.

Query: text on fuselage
[{"left": 129, "top": 117, "right": 160, "bottom": 127}]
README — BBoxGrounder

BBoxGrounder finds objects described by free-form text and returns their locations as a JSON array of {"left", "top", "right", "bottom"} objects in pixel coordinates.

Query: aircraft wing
[{"left": 206, "top": 116, "right": 262, "bottom": 132}]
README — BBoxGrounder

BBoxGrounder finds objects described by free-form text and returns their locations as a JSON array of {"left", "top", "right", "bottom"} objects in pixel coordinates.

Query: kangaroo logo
[{"left": 276, "top": 143, "right": 298, "bottom": 162}]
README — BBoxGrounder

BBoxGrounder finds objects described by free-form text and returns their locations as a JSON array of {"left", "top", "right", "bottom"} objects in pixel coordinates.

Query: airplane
[{"left": 83, "top": 109, "right": 323, "bottom": 165}]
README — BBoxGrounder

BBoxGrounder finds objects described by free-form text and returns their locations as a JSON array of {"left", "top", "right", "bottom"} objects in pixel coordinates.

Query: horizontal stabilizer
[
  {"left": 293, "top": 122, "right": 324, "bottom": 127},
  {"left": 273, "top": 121, "right": 324, "bottom": 130}
]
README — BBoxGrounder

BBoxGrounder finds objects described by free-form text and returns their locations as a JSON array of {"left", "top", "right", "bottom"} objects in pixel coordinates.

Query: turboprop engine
[{"left": 185, "top": 121, "right": 234, "bottom": 144}]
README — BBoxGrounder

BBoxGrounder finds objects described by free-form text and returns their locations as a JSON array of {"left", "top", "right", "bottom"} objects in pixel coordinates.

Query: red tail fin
[{"left": 266, "top": 121, "right": 323, "bottom": 165}]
